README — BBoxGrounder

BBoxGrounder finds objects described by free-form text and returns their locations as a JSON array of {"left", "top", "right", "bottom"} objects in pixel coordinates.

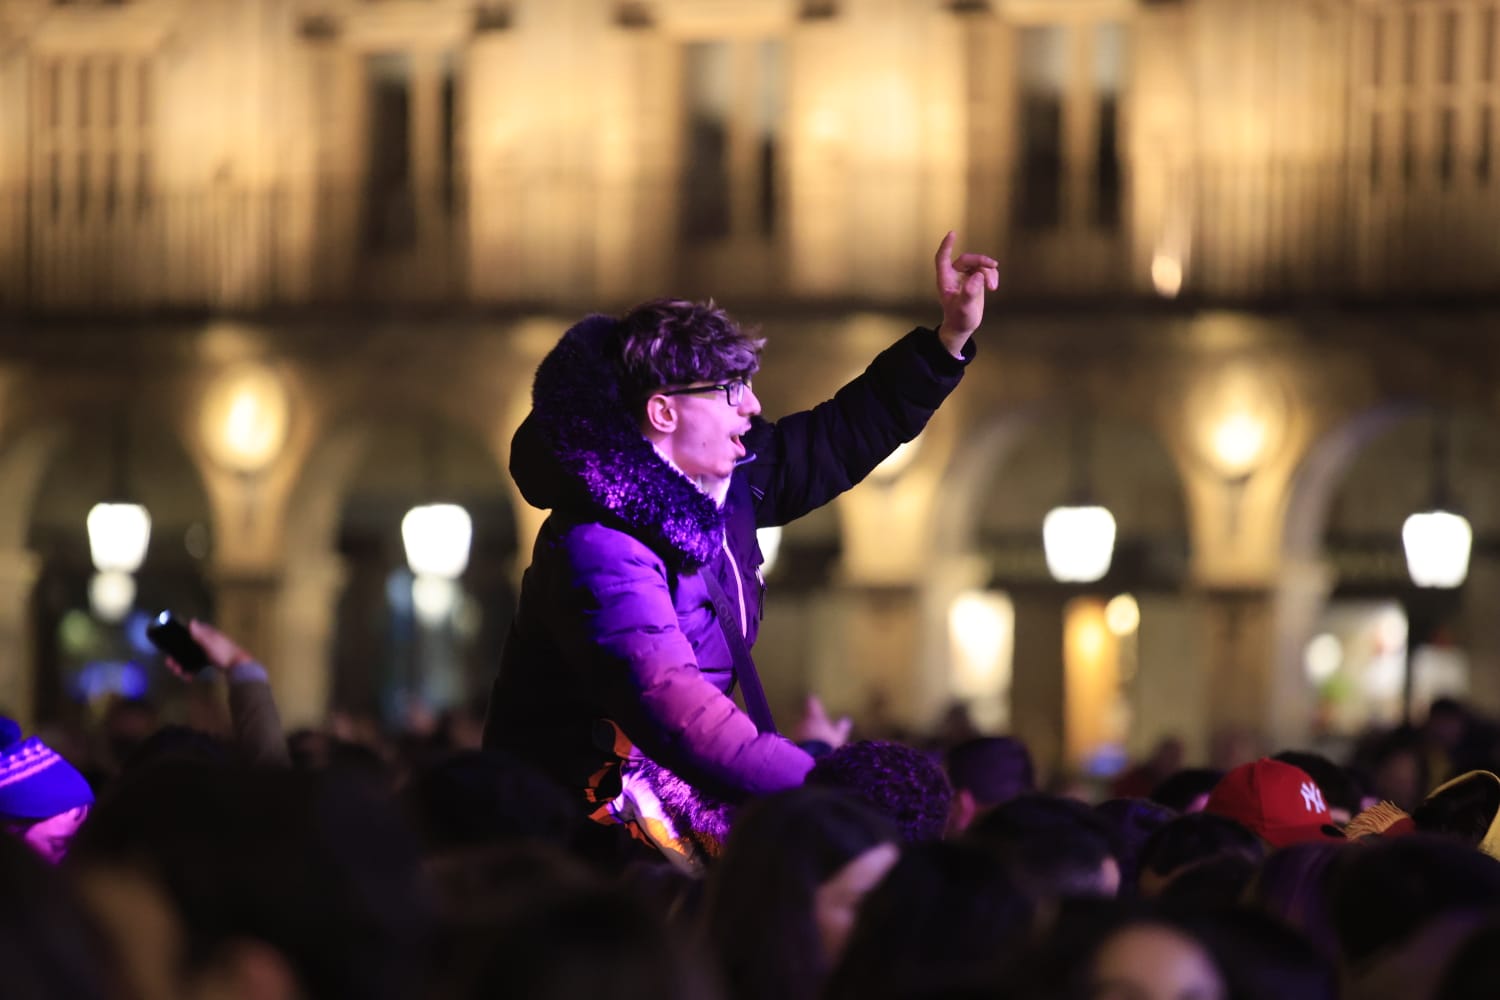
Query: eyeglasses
[{"left": 658, "top": 377, "right": 752, "bottom": 407}]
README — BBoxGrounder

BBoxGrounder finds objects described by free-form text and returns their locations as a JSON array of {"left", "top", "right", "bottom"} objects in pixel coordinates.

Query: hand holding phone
[{"left": 146, "top": 611, "right": 212, "bottom": 674}]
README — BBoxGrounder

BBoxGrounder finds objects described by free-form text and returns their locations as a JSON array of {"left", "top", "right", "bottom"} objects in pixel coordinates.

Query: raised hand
[
  {"left": 933, "top": 230, "right": 999, "bottom": 358},
  {"left": 794, "top": 694, "right": 853, "bottom": 750}
]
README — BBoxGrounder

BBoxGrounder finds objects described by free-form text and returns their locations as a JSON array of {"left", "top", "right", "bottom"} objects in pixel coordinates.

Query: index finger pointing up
[{"left": 930, "top": 230, "right": 954, "bottom": 281}]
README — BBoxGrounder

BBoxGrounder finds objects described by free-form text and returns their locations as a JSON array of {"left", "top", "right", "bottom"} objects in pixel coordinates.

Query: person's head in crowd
[
  {"left": 1425, "top": 696, "right": 1471, "bottom": 757},
  {"left": 100, "top": 697, "right": 159, "bottom": 773},
  {"left": 967, "top": 793, "right": 1122, "bottom": 901},
  {"left": 435, "top": 882, "right": 724, "bottom": 1000},
  {"left": 1136, "top": 812, "right": 1265, "bottom": 897},
  {"left": 1093, "top": 798, "right": 1176, "bottom": 898},
  {"left": 1202, "top": 757, "right": 1345, "bottom": 850},
  {"left": 945, "top": 736, "right": 1034, "bottom": 833},
  {"left": 71, "top": 760, "right": 431, "bottom": 1000},
  {"left": 1154, "top": 852, "right": 1259, "bottom": 909},
  {"left": 0, "top": 717, "right": 94, "bottom": 864},
  {"left": 1109, "top": 737, "right": 1187, "bottom": 799},
  {"left": 1363, "top": 726, "right": 1429, "bottom": 812},
  {"left": 0, "top": 832, "right": 116, "bottom": 1000},
  {"left": 1273, "top": 750, "right": 1365, "bottom": 826},
  {"left": 1410, "top": 769, "right": 1500, "bottom": 858},
  {"left": 1086, "top": 916, "right": 1228, "bottom": 1000},
  {"left": 1149, "top": 768, "right": 1224, "bottom": 814},
  {"left": 823, "top": 840, "right": 1034, "bottom": 1000},
  {"left": 120, "top": 723, "right": 233, "bottom": 773},
  {"left": 1435, "top": 913, "right": 1500, "bottom": 1000},
  {"left": 423, "top": 839, "right": 598, "bottom": 927},
  {"left": 1243, "top": 839, "right": 1344, "bottom": 964},
  {"left": 1326, "top": 833, "right": 1500, "bottom": 977},
  {"left": 403, "top": 748, "right": 584, "bottom": 855},
  {"left": 805, "top": 740, "right": 952, "bottom": 843},
  {"left": 1017, "top": 902, "right": 1230, "bottom": 1000},
  {"left": 703, "top": 786, "right": 899, "bottom": 1000},
  {"left": 1188, "top": 907, "right": 1338, "bottom": 1000}
]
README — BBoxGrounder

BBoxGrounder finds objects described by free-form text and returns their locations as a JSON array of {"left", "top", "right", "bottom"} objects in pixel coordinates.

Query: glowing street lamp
[
  {"left": 1404, "top": 415, "right": 1471, "bottom": 590},
  {"left": 1403, "top": 510, "right": 1471, "bottom": 589},
  {"left": 87, "top": 501, "right": 151, "bottom": 574},
  {"left": 1043, "top": 505, "right": 1117, "bottom": 583},
  {"left": 1044, "top": 415, "right": 1116, "bottom": 584},
  {"left": 402, "top": 501, "right": 472, "bottom": 626},
  {"left": 402, "top": 503, "right": 473, "bottom": 580}
]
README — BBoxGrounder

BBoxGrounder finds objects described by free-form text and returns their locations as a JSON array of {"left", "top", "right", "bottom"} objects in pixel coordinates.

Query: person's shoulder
[{"left": 553, "top": 519, "right": 670, "bottom": 576}]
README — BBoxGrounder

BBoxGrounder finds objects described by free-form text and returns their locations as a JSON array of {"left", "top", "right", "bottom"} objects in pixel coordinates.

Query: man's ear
[{"left": 643, "top": 394, "right": 678, "bottom": 435}]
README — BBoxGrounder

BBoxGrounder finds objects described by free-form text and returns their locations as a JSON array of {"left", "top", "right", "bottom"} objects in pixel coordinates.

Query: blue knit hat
[{"left": 0, "top": 718, "right": 94, "bottom": 820}]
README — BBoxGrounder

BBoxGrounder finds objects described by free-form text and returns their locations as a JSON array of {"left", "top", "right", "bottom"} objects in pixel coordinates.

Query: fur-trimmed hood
[{"left": 510, "top": 314, "right": 726, "bottom": 568}]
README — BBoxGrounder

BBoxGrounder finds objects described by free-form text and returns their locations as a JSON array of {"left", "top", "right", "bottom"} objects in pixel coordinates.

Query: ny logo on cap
[{"left": 1300, "top": 781, "right": 1327, "bottom": 814}]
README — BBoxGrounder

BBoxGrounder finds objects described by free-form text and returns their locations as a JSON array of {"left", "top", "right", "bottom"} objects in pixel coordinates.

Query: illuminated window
[
  {"left": 679, "top": 39, "right": 784, "bottom": 243},
  {"left": 31, "top": 52, "right": 153, "bottom": 224},
  {"left": 360, "top": 51, "right": 462, "bottom": 253},
  {"left": 1013, "top": 20, "right": 1127, "bottom": 233},
  {"left": 363, "top": 54, "right": 416, "bottom": 252}
]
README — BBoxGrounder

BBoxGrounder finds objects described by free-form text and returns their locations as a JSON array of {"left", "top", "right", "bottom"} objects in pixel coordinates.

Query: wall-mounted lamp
[
  {"left": 1043, "top": 415, "right": 1116, "bottom": 584},
  {"left": 199, "top": 363, "right": 290, "bottom": 475},
  {"left": 1403, "top": 414, "right": 1471, "bottom": 589}
]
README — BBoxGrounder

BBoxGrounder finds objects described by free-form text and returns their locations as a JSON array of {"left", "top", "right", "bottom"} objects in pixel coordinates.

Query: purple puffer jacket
[{"left": 483, "top": 315, "right": 970, "bottom": 809}]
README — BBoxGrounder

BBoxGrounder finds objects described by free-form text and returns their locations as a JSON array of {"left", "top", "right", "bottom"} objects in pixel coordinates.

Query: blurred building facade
[{"left": 1, "top": 0, "right": 1499, "bottom": 774}]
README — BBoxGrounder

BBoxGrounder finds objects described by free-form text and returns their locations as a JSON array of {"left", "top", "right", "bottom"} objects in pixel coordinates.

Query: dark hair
[
  {"left": 120, "top": 724, "right": 232, "bottom": 773},
  {"left": 439, "top": 883, "right": 723, "bottom": 1000},
  {"left": 1411, "top": 770, "right": 1500, "bottom": 847},
  {"left": 1273, "top": 751, "right": 1364, "bottom": 818},
  {"left": 1093, "top": 798, "right": 1178, "bottom": 897},
  {"left": 1327, "top": 834, "right": 1500, "bottom": 968},
  {"left": 703, "top": 787, "right": 898, "bottom": 1000},
  {"left": 1155, "top": 852, "right": 1259, "bottom": 909},
  {"left": 823, "top": 840, "right": 1034, "bottom": 1000},
  {"left": 1436, "top": 914, "right": 1500, "bottom": 1000},
  {"left": 968, "top": 794, "right": 1121, "bottom": 901},
  {"left": 1244, "top": 840, "right": 1344, "bottom": 964},
  {"left": 1149, "top": 768, "right": 1225, "bottom": 812},
  {"left": 614, "top": 300, "right": 763, "bottom": 406},
  {"left": 946, "top": 737, "right": 1035, "bottom": 807},
  {"left": 1003, "top": 900, "right": 1223, "bottom": 1000},
  {"left": 1137, "top": 812, "right": 1264, "bottom": 890},
  {"left": 402, "top": 749, "right": 584, "bottom": 854},
  {"left": 805, "top": 740, "right": 953, "bottom": 844},
  {"left": 0, "top": 835, "right": 114, "bottom": 1000},
  {"left": 1189, "top": 907, "right": 1339, "bottom": 1000},
  {"left": 71, "top": 761, "right": 431, "bottom": 1000}
]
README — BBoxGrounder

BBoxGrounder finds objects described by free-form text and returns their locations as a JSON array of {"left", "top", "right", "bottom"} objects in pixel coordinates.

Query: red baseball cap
[{"left": 1204, "top": 758, "right": 1346, "bottom": 848}]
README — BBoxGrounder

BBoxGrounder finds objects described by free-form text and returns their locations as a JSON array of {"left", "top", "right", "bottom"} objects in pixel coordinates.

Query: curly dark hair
[
  {"left": 806, "top": 740, "right": 953, "bottom": 843},
  {"left": 613, "top": 298, "right": 764, "bottom": 407}
]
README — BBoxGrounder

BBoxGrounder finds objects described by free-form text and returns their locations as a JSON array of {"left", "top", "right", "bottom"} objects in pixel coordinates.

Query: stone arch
[
  {"left": 16, "top": 407, "right": 216, "bottom": 724},
  {"left": 277, "top": 405, "right": 518, "bottom": 726},
  {"left": 1273, "top": 400, "right": 1500, "bottom": 744},
  {"left": 923, "top": 401, "right": 1194, "bottom": 766}
]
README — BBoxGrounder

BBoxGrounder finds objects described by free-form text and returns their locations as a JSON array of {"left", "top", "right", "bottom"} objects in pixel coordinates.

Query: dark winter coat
[{"left": 483, "top": 315, "right": 970, "bottom": 811}]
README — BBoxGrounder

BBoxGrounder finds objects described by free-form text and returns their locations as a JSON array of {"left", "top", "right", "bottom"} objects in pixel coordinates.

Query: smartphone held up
[{"left": 145, "top": 610, "right": 211, "bottom": 674}]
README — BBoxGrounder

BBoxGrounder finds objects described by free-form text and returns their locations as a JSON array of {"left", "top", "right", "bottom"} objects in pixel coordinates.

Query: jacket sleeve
[
  {"left": 742, "top": 326, "right": 971, "bottom": 528},
  {"left": 551, "top": 523, "right": 813, "bottom": 801},
  {"left": 225, "top": 665, "right": 291, "bottom": 766}
]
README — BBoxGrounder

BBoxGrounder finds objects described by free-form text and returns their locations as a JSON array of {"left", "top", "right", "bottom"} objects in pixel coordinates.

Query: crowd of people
[
  {"left": 8, "top": 235, "right": 1497, "bottom": 998},
  {"left": 6, "top": 650, "right": 1500, "bottom": 1000}
]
